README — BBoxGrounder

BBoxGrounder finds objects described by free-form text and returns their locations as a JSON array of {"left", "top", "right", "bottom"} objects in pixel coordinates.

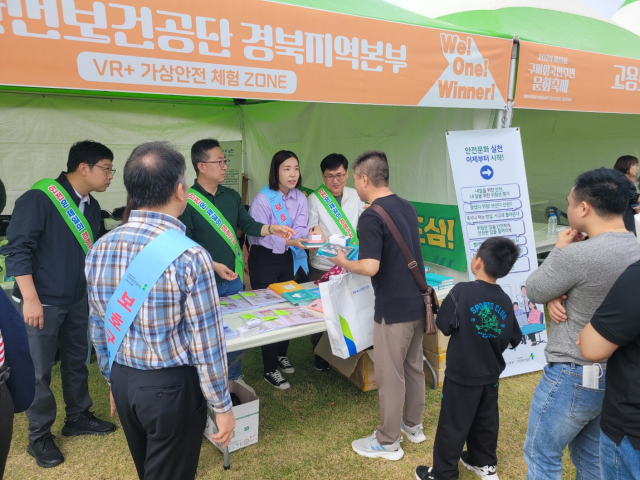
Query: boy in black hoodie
[{"left": 416, "top": 237, "right": 522, "bottom": 480}]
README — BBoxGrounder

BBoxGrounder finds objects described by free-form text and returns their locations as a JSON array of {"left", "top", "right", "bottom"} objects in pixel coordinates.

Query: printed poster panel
[
  {"left": 219, "top": 140, "right": 242, "bottom": 194},
  {"left": 0, "top": 0, "right": 511, "bottom": 108},
  {"left": 410, "top": 202, "right": 467, "bottom": 272},
  {"left": 446, "top": 128, "right": 547, "bottom": 378},
  {"left": 516, "top": 41, "right": 640, "bottom": 114}
]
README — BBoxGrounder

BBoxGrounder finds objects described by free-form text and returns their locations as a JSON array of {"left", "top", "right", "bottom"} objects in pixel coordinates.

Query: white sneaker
[
  {"left": 401, "top": 421, "right": 426, "bottom": 444},
  {"left": 232, "top": 376, "right": 256, "bottom": 396},
  {"left": 461, "top": 451, "right": 499, "bottom": 480},
  {"left": 351, "top": 430, "right": 404, "bottom": 461}
]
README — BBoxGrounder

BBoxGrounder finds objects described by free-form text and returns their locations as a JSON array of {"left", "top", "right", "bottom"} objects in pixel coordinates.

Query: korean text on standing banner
[{"left": 446, "top": 128, "right": 547, "bottom": 378}]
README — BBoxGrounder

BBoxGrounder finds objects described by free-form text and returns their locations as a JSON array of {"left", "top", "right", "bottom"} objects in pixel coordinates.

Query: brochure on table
[{"left": 446, "top": 128, "right": 547, "bottom": 378}]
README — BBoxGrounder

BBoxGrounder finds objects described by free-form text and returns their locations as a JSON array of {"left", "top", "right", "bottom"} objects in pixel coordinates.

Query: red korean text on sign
[
  {"left": 106, "top": 329, "right": 116, "bottom": 345},
  {"left": 117, "top": 292, "right": 136, "bottom": 313},
  {"left": 108, "top": 312, "right": 124, "bottom": 332}
]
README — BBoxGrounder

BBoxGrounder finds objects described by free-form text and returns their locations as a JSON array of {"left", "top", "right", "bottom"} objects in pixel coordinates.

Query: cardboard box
[
  {"left": 315, "top": 333, "right": 377, "bottom": 392},
  {"left": 423, "top": 330, "right": 450, "bottom": 354},
  {"left": 424, "top": 350, "right": 446, "bottom": 388},
  {"left": 204, "top": 380, "right": 259, "bottom": 453}
]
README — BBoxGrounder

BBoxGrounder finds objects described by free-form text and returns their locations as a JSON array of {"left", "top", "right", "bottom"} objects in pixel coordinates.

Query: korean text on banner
[
  {"left": 219, "top": 141, "right": 242, "bottom": 194},
  {"left": 0, "top": 0, "right": 510, "bottom": 108},
  {"left": 319, "top": 273, "right": 374, "bottom": 359},
  {"left": 446, "top": 128, "right": 547, "bottom": 378},
  {"left": 410, "top": 202, "right": 467, "bottom": 272},
  {"left": 516, "top": 41, "right": 640, "bottom": 114}
]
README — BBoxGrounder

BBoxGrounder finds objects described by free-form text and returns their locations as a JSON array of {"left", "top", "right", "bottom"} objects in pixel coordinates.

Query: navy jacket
[
  {"left": 0, "top": 173, "right": 101, "bottom": 305},
  {"left": 0, "top": 292, "right": 35, "bottom": 413}
]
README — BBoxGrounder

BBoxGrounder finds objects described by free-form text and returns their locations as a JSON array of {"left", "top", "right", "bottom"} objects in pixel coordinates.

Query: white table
[
  {"left": 533, "top": 222, "right": 561, "bottom": 254},
  {"left": 224, "top": 284, "right": 325, "bottom": 353},
  {"left": 224, "top": 282, "right": 452, "bottom": 353},
  {"left": 217, "top": 281, "right": 452, "bottom": 469}
]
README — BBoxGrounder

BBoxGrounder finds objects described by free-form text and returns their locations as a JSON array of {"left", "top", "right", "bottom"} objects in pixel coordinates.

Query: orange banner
[
  {"left": 0, "top": 0, "right": 512, "bottom": 108},
  {"left": 516, "top": 41, "right": 640, "bottom": 114}
]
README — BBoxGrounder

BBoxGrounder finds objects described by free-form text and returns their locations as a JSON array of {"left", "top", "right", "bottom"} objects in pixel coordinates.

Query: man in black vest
[{"left": 1, "top": 140, "right": 117, "bottom": 468}]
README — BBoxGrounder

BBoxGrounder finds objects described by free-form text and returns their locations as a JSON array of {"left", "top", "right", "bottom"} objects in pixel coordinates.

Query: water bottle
[{"left": 547, "top": 212, "right": 557, "bottom": 235}]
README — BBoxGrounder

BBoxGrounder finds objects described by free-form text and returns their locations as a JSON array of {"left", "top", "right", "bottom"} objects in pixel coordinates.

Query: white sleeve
[{"left": 308, "top": 194, "right": 320, "bottom": 228}]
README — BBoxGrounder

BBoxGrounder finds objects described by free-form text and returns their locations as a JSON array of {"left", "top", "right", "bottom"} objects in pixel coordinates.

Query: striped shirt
[{"left": 85, "top": 210, "right": 231, "bottom": 413}]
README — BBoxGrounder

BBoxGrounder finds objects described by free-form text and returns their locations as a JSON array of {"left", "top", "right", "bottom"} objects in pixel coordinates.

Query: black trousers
[
  {"left": 111, "top": 363, "right": 207, "bottom": 480},
  {"left": 0, "top": 380, "right": 14, "bottom": 479},
  {"left": 21, "top": 297, "right": 92, "bottom": 442},
  {"left": 248, "top": 246, "right": 293, "bottom": 374},
  {"left": 433, "top": 378, "right": 500, "bottom": 480}
]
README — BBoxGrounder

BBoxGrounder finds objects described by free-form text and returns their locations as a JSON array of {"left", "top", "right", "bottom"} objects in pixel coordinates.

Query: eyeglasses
[
  {"left": 201, "top": 159, "right": 230, "bottom": 168},
  {"left": 92, "top": 164, "right": 116, "bottom": 175},
  {"left": 323, "top": 173, "right": 346, "bottom": 182}
]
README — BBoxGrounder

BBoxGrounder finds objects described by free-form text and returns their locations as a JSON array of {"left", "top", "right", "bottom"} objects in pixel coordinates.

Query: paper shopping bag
[{"left": 319, "top": 273, "right": 375, "bottom": 359}]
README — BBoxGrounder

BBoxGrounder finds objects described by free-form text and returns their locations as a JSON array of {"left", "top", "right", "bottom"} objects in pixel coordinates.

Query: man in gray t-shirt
[{"left": 523, "top": 167, "right": 640, "bottom": 480}]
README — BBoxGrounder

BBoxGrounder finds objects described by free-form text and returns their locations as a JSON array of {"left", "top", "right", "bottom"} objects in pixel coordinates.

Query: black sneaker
[
  {"left": 277, "top": 356, "right": 295, "bottom": 374},
  {"left": 415, "top": 465, "right": 438, "bottom": 480},
  {"left": 314, "top": 355, "right": 331, "bottom": 371},
  {"left": 264, "top": 370, "right": 290, "bottom": 390},
  {"left": 61, "top": 410, "right": 116, "bottom": 437},
  {"left": 27, "top": 434, "right": 64, "bottom": 468},
  {"left": 460, "top": 451, "right": 499, "bottom": 479}
]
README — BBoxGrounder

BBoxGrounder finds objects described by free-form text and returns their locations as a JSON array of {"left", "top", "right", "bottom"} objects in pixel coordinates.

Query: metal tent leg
[{"left": 424, "top": 358, "right": 438, "bottom": 390}]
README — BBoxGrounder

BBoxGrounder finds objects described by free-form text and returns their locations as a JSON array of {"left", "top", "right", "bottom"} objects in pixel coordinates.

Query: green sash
[
  {"left": 31, "top": 179, "right": 94, "bottom": 254},
  {"left": 187, "top": 188, "right": 245, "bottom": 281},
  {"left": 313, "top": 185, "right": 359, "bottom": 246},
  {"left": 299, "top": 186, "right": 315, "bottom": 197}
]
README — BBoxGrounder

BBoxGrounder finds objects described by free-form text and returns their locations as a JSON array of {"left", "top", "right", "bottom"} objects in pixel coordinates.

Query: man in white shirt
[{"left": 307, "top": 154, "right": 365, "bottom": 369}]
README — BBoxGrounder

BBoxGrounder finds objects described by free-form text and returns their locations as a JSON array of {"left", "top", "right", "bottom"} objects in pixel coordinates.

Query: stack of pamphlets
[
  {"left": 239, "top": 289, "right": 284, "bottom": 307},
  {"left": 219, "top": 294, "right": 252, "bottom": 314},
  {"left": 302, "top": 235, "right": 326, "bottom": 248},
  {"left": 223, "top": 321, "right": 239, "bottom": 339},
  {"left": 268, "top": 280, "right": 303, "bottom": 295},
  {"left": 307, "top": 287, "right": 321, "bottom": 299},
  {"left": 425, "top": 273, "right": 455, "bottom": 290},
  {"left": 307, "top": 298, "right": 323, "bottom": 313},
  {"left": 271, "top": 307, "right": 323, "bottom": 326},
  {"left": 317, "top": 244, "right": 359, "bottom": 260},
  {"left": 282, "top": 289, "right": 316, "bottom": 305},
  {"left": 254, "top": 309, "right": 291, "bottom": 331}
]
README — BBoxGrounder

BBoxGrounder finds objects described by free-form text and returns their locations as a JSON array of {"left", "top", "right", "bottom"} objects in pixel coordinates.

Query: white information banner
[
  {"left": 219, "top": 141, "right": 242, "bottom": 195},
  {"left": 446, "top": 127, "right": 547, "bottom": 378}
]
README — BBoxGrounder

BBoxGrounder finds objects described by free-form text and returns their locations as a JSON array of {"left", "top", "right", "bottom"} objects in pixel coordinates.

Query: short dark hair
[
  {"left": 67, "top": 140, "right": 113, "bottom": 172},
  {"left": 573, "top": 167, "right": 629, "bottom": 218},
  {"left": 476, "top": 237, "right": 519, "bottom": 279},
  {"left": 513, "top": 302, "right": 519, "bottom": 306},
  {"left": 191, "top": 138, "right": 220, "bottom": 174},
  {"left": 352, "top": 150, "right": 389, "bottom": 187},
  {"left": 320, "top": 153, "right": 348, "bottom": 173},
  {"left": 268, "top": 150, "right": 301, "bottom": 191},
  {"left": 123, "top": 142, "right": 186, "bottom": 210},
  {"left": 613, "top": 155, "right": 639, "bottom": 175}
]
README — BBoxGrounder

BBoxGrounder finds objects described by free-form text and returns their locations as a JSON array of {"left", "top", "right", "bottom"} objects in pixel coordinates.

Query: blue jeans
[
  {"left": 524, "top": 363, "right": 606, "bottom": 480},
  {"left": 217, "top": 276, "right": 244, "bottom": 381},
  {"left": 600, "top": 431, "right": 640, "bottom": 479}
]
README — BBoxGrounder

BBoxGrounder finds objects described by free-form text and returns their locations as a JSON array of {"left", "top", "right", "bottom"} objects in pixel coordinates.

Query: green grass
[{"left": 5, "top": 337, "right": 577, "bottom": 479}]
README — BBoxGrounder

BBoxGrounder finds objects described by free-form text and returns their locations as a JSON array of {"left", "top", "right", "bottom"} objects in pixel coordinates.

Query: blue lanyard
[{"left": 103, "top": 228, "right": 197, "bottom": 367}]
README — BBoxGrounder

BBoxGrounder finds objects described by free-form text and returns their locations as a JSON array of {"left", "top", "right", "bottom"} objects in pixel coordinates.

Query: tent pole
[{"left": 497, "top": 37, "right": 519, "bottom": 129}]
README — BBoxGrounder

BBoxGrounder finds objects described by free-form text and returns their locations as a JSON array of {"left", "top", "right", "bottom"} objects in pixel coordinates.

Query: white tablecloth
[{"left": 225, "top": 281, "right": 453, "bottom": 352}]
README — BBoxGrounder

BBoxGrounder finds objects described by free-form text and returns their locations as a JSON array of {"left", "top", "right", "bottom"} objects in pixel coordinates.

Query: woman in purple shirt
[{"left": 248, "top": 151, "right": 310, "bottom": 390}]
